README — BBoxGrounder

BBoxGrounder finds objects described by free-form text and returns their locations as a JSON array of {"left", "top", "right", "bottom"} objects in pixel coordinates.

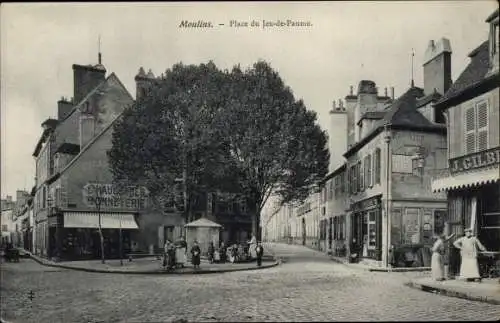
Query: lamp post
[
  {"left": 383, "top": 124, "right": 392, "bottom": 268},
  {"left": 94, "top": 193, "right": 105, "bottom": 264},
  {"left": 119, "top": 212, "right": 123, "bottom": 266}
]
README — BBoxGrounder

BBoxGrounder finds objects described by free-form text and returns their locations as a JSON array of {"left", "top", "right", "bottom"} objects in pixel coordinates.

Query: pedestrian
[
  {"left": 163, "top": 239, "right": 171, "bottom": 268},
  {"left": 191, "top": 240, "right": 201, "bottom": 269},
  {"left": 431, "top": 233, "right": 455, "bottom": 281},
  {"left": 255, "top": 242, "right": 264, "bottom": 267},
  {"left": 219, "top": 242, "right": 227, "bottom": 264},
  {"left": 453, "top": 228, "right": 487, "bottom": 282},
  {"left": 207, "top": 241, "right": 215, "bottom": 264}
]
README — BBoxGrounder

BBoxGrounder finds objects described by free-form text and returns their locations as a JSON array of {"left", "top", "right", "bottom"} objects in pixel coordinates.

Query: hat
[{"left": 464, "top": 228, "right": 473, "bottom": 233}]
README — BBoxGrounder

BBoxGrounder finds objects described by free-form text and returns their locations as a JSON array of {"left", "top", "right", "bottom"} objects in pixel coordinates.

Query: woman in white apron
[
  {"left": 453, "top": 228, "right": 487, "bottom": 282},
  {"left": 431, "top": 233, "right": 455, "bottom": 281}
]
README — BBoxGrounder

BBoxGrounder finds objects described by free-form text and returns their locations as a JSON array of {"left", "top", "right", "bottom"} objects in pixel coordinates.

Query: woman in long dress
[
  {"left": 191, "top": 240, "right": 201, "bottom": 269},
  {"left": 431, "top": 233, "right": 455, "bottom": 281},
  {"left": 453, "top": 228, "right": 487, "bottom": 282}
]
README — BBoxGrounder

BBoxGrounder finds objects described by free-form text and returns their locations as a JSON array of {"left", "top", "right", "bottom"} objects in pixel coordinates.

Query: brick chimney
[
  {"left": 423, "top": 38, "right": 452, "bottom": 96},
  {"left": 72, "top": 64, "right": 106, "bottom": 104},
  {"left": 57, "top": 97, "right": 74, "bottom": 120}
]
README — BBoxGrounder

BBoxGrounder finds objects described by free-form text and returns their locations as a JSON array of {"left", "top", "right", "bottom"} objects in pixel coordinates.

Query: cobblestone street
[{"left": 1, "top": 244, "right": 499, "bottom": 322}]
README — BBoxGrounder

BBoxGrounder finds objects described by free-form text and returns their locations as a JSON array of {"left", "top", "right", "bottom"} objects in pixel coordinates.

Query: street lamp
[
  {"left": 119, "top": 212, "right": 123, "bottom": 266},
  {"left": 383, "top": 124, "right": 392, "bottom": 268},
  {"left": 94, "top": 192, "right": 105, "bottom": 264}
]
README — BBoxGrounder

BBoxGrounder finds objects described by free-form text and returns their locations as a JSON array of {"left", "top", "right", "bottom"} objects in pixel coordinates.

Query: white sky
[{"left": 1, "top": 1, "right": 497, "bottom": 198}]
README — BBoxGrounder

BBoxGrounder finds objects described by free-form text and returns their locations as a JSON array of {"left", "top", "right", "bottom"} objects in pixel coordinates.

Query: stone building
[
  {"left": 30, "top": 56, "right": 189, "bottom": 261},
  {"left": 431, "top": 9, "right": 499, "bottom": 278}
]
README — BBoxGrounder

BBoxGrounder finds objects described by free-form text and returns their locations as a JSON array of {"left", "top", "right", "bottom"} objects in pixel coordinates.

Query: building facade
[{"left": 431, "top": 9, "right": 499, "bottom": 278}]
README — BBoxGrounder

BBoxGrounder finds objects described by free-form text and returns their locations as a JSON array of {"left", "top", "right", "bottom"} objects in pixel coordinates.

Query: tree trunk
[{"left": 252, "top": 207, "right": 262, "bottom": 242}]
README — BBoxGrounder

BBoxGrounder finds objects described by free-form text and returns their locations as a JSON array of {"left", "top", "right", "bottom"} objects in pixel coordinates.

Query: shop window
[
  {"left": 367, "top": 211, "right": 376, "bottom": 249},
  {"left": 402, "top": 208, "right": 421, "bottom": 244},
  {"left": 433, "top": 210, "right": 446, "bottom": 236}
]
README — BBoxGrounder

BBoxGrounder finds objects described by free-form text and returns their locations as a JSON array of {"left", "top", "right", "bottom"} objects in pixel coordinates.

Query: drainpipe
[{"left": 383, "top": 124, "right": 392, "bottom": 268}]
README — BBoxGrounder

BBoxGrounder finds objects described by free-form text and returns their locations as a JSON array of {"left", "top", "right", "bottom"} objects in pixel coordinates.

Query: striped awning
[
  {"left": 63, "top": 212, "right": 139, "bottom": 229},
  {"left": 431, "top": 166, "right": 500, "bottom": 193}
]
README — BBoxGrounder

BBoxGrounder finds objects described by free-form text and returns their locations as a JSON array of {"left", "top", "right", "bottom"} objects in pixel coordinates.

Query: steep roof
[
  {"left": 344, "top": 87, "right": 445, "bottom": 158},
  {"left": 436, "top": 40, "right": 491, "bottom": 106}
]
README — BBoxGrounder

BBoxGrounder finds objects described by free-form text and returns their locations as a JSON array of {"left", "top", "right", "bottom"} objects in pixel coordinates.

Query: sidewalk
[
  {"left": 405, "top": 277, "right": 500, "bottom": 305},
  {"left": 329, "top": 254, "right": 431, "bottom": 272},
  {"left": 23, "top": 250, "right": 280, "bottom": 275}
]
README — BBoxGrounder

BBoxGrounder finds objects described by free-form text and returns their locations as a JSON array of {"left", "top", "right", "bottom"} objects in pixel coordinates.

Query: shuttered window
[
  {"left": 464, "top": 101, "right": 489, "bottom": 154},
  {"left": 367, "top": 154, "right": 372, "bottom": 187},
  {"left": 358, "top": 161, "right": 364, "bottom": 192},
  {"left": 465, "top": 106, "right": 476, "bottom": 154},
  {"left": 374, "top": 148, "right": 381, "bottom": 184},
  {"left": 340, "top": 172, "right": 345, "bottom": 193},
  {"left": 477, "top": 101, "right": 489, "bottom": 151}
]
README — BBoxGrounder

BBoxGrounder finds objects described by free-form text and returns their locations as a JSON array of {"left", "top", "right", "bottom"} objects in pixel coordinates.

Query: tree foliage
[{"left": 108, "top": 60, "right": 329, "bottom": 236}]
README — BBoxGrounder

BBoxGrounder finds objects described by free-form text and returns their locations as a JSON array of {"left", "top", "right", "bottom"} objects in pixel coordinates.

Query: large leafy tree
[
  {"left": 215, "top": 61, "right": 329, "bottom": 238},
  {"left": 108, "top": 60, "right": 329, "bottom": 240},
  {"left": 108, "top": 62, "right": 231, "bottom": 218}
]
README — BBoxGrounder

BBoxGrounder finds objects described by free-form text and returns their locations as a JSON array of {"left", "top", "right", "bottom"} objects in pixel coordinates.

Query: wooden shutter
[
  {"left": 465, "top": 106, "right": 476, "bottom": 154},
  {"left": 358, "top": 161, "right": 363, "bottom": 192},
  {"left": 374, "top": 148, "right": 381, "bottom": 184},
  {"left": 476, "top": 101, "right": 489, "bottom": 151},
  {"left": 367, "top": 154, "right": 372, "bottom": 187}
]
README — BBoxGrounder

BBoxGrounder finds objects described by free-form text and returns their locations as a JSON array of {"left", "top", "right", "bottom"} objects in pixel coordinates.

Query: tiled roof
[
  {"left": 345, "top": 87, "right": 445, "bottom": 158},
  {"left": 436, "top": 40, "right": 490, "bottom": 105},
  {"left": 416, "top": 91, "right": 442, "bottom": 108},
  {"left": 379, "top": 87, "right": 435, "bottom": 128},
  {"left": 361, "top": 111, "right": 386, "bottom": 120}
]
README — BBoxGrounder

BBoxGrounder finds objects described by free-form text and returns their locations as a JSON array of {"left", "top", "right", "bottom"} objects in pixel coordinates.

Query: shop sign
[
  {"left": 353, "top": 196, "right": 381, "bottom": 211},
  {"left": 449, "top": 146, "right": 500, "bottom": 174},
  {"left": 83, "top": 183, "right": 149, "bottom": 210}
]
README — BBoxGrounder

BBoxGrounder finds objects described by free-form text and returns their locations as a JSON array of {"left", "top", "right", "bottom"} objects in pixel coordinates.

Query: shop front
[
  {"left": 432, "top": 151, "right": 500, "bottom": 278},
  {"left": 350, "top": 195, "right": 383, "bottom": 262},
  {"left": 48, "top": 211, "right": 139, "bottom": 261}
]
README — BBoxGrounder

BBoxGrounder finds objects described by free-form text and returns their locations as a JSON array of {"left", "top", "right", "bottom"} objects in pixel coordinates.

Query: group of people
[{"left": 431, "top": 227, "right": 488, "bottom": 282}]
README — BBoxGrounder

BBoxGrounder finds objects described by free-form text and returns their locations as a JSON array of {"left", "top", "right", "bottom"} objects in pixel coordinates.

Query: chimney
[
  {"left": 332, "top": 100, "right": 336, "bottom": 110},
  {"left": 384, "top": 87, "right": 388, "bottom": 97},
  {"left": 57, "top": 97, "right": 74, "bottom": 120},
  {"left": 423, "top": 38, "right": 452, "bottom": 96},
  {"left": 72, "top": 64, "right": 106, "bottom": 105},
  {"left": 338, "top": 99, "right": 343, "bottom": 109},
  {"left": 350, "top": 86, "right": 354, "bottom": 95},
  {"left": 79, "top": 114, "right": 96, "bottom": 148},
  {"left": 135, "top": 67, "right": 156, "bottom": 100}
]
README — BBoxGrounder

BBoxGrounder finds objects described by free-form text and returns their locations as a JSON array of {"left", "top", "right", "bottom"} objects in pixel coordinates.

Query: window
[
  {"left": 350, "top": 165, "right": 357, "bottom": 194},
  {"left": 464, "top": 101, "right": 489, "bottom": 154},
  {"left": 364, "top": 155, "right": 372, "bottom": 188},
  {"left": 334, "top": 176, "right": 340, "bottom": 196},
  {"left": 359, "top": 161, "right": 364, "bottom": 191},
  {"left": 2, "top": 225, "right": 7, "bottom": 231},
  {"left": 340, "top": 172, "right": 345, "bottom": 193},
  {"left": 374, "top": 148, "right": 381, "bottom": 184},
  {"left": 367, "top": 211, "right": 377, "bottom": 249}
]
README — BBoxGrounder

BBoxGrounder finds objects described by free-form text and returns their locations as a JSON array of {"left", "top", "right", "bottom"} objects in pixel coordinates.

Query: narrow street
[{"left": 1, "top": 243, "right": 498, "bottom": 322}]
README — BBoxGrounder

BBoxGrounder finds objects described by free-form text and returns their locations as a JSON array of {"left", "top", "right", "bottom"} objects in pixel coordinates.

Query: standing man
[
  {"left": 453, "top": 228, "right": 487, "bottom": 282},
  {"left": 255, "top": 242, "right": 264, "bottom": 267}
]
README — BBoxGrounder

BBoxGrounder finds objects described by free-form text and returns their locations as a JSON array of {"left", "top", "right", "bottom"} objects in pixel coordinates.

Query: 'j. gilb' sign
[
  {"left": 83, "top": 183, "right": 149, "bottom": 210},
  {"left": 449, "top": 147, "right": 500, "bottom": 174}
]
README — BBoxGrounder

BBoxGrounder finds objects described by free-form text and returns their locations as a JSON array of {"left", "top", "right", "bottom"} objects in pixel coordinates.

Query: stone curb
[
  {"left": 330, "top": 256, "right": 431, "bottom": 272},
  {"left": 26, "top": 251, "right": 280, "bottom": 275},
  {"left": 404, "top": 281, "right": 500, "bottom": 305}
]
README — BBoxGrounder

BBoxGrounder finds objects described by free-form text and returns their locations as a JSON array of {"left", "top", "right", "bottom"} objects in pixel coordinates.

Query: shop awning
[
  {"left": 63, "top": 212, "right": 139, "bottom": 229},
  {"left": 432, "top": 166, "right": 500, "bottom": 193}
]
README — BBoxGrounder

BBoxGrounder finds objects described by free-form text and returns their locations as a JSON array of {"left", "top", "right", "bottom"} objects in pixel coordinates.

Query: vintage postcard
[{"left": 1, "top": 1, "right": 499, "bottom": 322}]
